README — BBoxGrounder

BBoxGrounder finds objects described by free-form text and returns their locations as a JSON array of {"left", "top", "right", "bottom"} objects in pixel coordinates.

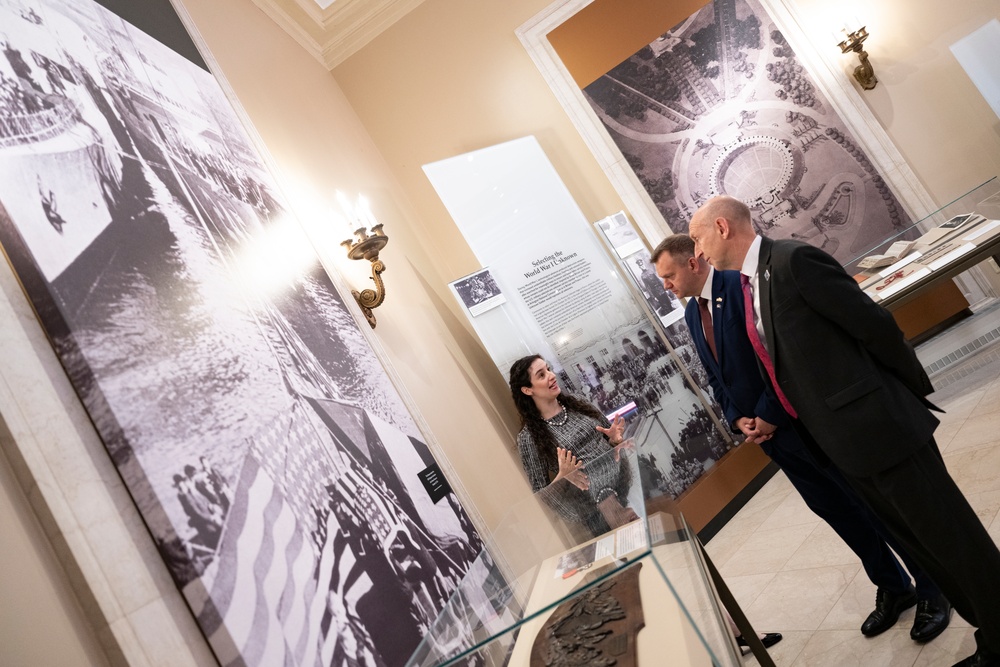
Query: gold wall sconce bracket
[
  {"left": 340, "top": 223, "right": 388, "bottom": 329},
  {"left": 838, "top": 26, "right": 878, "bottom": 91}
]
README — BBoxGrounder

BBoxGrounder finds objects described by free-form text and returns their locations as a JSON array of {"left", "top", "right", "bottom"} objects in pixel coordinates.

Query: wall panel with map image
[{"left": 582, "top": 0, "right": 917, "bottom": 271}]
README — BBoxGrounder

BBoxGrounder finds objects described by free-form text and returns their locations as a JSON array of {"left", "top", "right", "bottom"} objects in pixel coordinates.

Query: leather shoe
[
  {"left": 953, "top": 648, "right": 1000, "bottom": 666},
  {"left": 910, "top": 595, "right": 951, "bottom": 642},
  {"left": 861, "top": 587, "right": 917, "bottom": 637},
  {"left": 735, "top": 632, "right": 782, "bottom": 649}
]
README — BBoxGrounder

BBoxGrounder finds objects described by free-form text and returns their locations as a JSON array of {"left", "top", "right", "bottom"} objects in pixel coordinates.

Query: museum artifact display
[
  {"left": 851, "top": 179, "right": 1000, "bottom": 309},
  {"left": 406, "top": 447, "right": 745, "bottom": 667}
]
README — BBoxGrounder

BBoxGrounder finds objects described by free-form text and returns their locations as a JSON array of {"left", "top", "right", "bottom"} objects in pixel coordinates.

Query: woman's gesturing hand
[
  {"left": 595, "top": 414, "right": 625, "bottom": 445},
  {"left": 554, "top": 447, "right": 589, "bottom": 490}
]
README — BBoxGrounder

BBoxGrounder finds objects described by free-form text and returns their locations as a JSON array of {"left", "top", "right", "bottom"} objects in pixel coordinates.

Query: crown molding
[{"left": 250, "top": 0, "right": 426, "bottom": 70}]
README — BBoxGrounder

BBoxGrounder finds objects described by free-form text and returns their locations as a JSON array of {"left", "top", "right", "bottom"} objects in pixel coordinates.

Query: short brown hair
[{"left": 650, "top": 234, "right": 695, "bottom": 264}]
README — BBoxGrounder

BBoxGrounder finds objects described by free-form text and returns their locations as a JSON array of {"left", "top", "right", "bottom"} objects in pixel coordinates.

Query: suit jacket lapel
[
  {"left": 711, "top": 270, "right": 725, "bottom": 369},
  {"left": 758, "top": 237, "right": 778, "bottom": 362}
]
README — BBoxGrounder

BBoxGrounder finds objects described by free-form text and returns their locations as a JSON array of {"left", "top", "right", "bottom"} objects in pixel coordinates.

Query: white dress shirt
[{"left": 699, "top": 266, "right": 715, "bottom": 302}]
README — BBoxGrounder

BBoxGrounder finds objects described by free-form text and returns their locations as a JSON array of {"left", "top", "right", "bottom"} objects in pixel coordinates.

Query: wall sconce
[
  {"left": 338, "top": 194, "right": 388, "bottom": 329},
  {"left": 837, "top": 25, "right": 878, "bottom": 90}
]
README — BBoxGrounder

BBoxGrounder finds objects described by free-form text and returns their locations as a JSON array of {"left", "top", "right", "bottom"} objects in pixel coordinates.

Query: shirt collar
[
  {"left": 699, "top": 266, "right": 715, "bottom": 301},
  {"left": 741, "top": 235, "right": 763, "bottom": 280}
]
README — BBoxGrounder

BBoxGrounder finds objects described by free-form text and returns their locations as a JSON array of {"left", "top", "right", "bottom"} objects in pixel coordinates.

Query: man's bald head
[
  {"left": 695, "top": 196, "right": 752, "bottom": 231},
  {"left": 688, "top": 195, "right": 756, "bottom": 270}
]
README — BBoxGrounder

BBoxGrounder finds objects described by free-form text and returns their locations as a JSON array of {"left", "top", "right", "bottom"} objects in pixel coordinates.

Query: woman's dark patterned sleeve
[
  {"left": 517, "top": 430, "right": 550, "bottom": 493},
  {"left": 517, "top": 430, "right": 589, "bottom": 524}
]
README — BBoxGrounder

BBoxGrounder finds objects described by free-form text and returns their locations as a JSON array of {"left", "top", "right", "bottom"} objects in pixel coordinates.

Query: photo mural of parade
[
  {"left": 0, "top": 0, "right": 488, "bottom": 664},
  {"left": 583, "top": 0, "right": 915, "bottom": 270},
  {"left": 545, "top": 316, "right": 731, "bottom": 501}
]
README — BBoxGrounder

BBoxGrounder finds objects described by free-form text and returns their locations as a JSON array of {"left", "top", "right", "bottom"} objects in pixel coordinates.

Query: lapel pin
[{"left": 764, "top": 269, "right": 770, "bottom": 281}]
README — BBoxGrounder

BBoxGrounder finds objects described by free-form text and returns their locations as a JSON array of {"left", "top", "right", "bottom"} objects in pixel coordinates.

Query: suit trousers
[
  {"left": 762, "top": 430, "right": 938, "bottom": 599},
  {"left": 845, "top": 438, "right": 1000, "bottom": 656}
]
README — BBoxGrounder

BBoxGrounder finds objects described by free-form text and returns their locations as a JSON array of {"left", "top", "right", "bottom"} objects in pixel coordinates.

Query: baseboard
[{"left": 697, "top": 461, "right": 780, "bottom": 544}]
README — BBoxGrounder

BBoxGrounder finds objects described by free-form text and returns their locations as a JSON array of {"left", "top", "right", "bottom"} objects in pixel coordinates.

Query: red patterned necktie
[
  {"left": 697, "top": 297, "right": 717, "bottom": 361},
  {"left": 740, "top": 274, "right": 798, "bottom": 418}
]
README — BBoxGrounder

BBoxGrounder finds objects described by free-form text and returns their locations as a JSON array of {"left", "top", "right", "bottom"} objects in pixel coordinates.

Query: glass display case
[
  {"left": 406, "top": 446, "right": 741, "bottom": 666},
  {"left": 833, "top": 177, "right": 1000, "bottom": 345},
  {"left": 846, "top": 177, "right": 1000, "bottom": 274},
  {"left": 848, "top": 177, "right": 1000, "bottom": 309}
]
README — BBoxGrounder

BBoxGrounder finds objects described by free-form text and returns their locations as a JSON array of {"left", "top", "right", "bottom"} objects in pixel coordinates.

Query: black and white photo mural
[
  {"left": 583, "top": 0, "right": 915, "bottom": 270},
  {"left": 0, "top": 0, "right": 482, "bottom": 664}
]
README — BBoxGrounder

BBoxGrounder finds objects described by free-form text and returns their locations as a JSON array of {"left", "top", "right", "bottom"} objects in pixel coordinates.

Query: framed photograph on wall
[{"left": 450, "top": 268, "right": 508, "bottom": 316}]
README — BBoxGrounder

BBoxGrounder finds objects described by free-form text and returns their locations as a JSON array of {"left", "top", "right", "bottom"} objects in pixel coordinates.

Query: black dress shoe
[
  {"left": 910, "top": 595, "right": 951, "bottom": 642},
  {"left": 953, "top": 648, "right": 1000, "bottom": 666},
  {"left": 861, "top": 587, "right": 917, "bottom": 637},
  {"left": 735, "top": 632, "right": 782, "bottom": 649}
]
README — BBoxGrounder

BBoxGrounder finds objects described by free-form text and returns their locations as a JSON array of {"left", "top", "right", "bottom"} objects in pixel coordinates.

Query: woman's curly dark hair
[{"left": 508, "top": 354, "right": 604, "bottom": 476}]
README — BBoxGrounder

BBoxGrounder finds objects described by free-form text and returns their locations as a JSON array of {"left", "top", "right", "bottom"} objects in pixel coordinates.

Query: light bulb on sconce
[
  {"left": 837, "top": 20, "right": 878, "bottom": 91},
  {"left": 337, "top": 191, "right": 389, "bottom": 329}
]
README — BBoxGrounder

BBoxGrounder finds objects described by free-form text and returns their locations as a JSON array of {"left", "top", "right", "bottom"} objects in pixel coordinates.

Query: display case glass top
[
  {"left": 406, "top": 447, "right": 740, "bottom": 666},
  {"left": 849, "top": 178, "right": 1000, "bottom": 309},
  {"left": 846, "top": 177, "right": 1000, "bottom": 271}
]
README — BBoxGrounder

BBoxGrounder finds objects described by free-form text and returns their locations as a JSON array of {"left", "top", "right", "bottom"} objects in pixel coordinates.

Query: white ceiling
[{"left": 251, "top": 0, "right": 426, "bottom": 70}]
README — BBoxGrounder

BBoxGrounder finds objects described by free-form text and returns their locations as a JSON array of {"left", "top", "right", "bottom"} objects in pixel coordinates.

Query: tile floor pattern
[{"left": 705, "top": 339, "right": 1000, "bottom": 666}]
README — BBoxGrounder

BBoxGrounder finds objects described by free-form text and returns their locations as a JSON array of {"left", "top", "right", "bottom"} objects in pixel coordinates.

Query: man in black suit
[
  {"left": 652, "top": 233, "right": 949, "bottom": 641},
  {"left": 688, "top": 195, "right": 1000, "bottom": 667}
]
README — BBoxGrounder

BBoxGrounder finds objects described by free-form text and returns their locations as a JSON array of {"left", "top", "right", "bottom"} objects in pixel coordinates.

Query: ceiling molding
[{"left": 250, "top": 0, "right": 426, "bottom": 70}]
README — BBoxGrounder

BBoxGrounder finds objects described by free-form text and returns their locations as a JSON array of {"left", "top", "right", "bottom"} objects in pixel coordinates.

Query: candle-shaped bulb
[
  {"left": 335, "top": 190, "right": 359, "bottom": 232},
  {"left": 331, "top": 208, "right": 353, "bottom": 244},
  {"left": 357, "top": 195, "right": 378, "bottom": 230}
]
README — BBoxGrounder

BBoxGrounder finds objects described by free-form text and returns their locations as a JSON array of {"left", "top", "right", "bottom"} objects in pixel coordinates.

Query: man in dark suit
[
  {"left": 651, "top": 233, "right": 949, "bottom": 641},
  {"left": 688, "top": 195, "right": 1000, "bottom": 667}
]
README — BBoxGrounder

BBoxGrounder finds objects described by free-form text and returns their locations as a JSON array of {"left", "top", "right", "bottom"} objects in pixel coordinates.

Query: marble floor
[{"left": 705, "top": 307, "right": 1000, "bottom": 666}]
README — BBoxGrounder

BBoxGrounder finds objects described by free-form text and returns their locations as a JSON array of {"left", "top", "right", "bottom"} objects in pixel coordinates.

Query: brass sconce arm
[
  {"left": 838, "top": 26, "right": 878, "bottom": 91},
  {"left": 341, "top": 223, "right": 388, "bottom": 329}
]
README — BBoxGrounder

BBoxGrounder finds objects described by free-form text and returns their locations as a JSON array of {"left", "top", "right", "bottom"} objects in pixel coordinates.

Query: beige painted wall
[
  {"left": 334, "top": 0, "right": 631, "bottom": 283},
  {"left": 791, "top": 0, "right": 1000, "bottom": 201},
  {"left": 0, "top": 445, "right": 110, "bottom": 667}
]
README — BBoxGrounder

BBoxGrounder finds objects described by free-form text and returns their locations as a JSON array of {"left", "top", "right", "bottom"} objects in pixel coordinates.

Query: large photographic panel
[
  {"left": 582, "top": 0, "right": 916, "bottom": 271},
  {"left": 0, "top": 1, "right": 479, "bottom": 664}
]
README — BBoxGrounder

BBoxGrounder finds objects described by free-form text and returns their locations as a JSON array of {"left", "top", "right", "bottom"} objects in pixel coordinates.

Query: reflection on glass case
[
  {"left": 406, "top": 447, "right": 740, "bottom": 666},
  {"left": 851, "top": 178, "right": 1000, "bottom": 309},
  {"left": 847, "top": 177, "right": 1000, "bottom": 272}
]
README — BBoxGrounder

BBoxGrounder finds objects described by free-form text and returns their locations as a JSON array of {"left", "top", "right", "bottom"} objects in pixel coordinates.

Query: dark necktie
[
  {"left": 740, "top": 273, "right": 798, "bottom": 418},
  {"left": 697, "top": 297, "right": 717, "bottom": 361}
]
